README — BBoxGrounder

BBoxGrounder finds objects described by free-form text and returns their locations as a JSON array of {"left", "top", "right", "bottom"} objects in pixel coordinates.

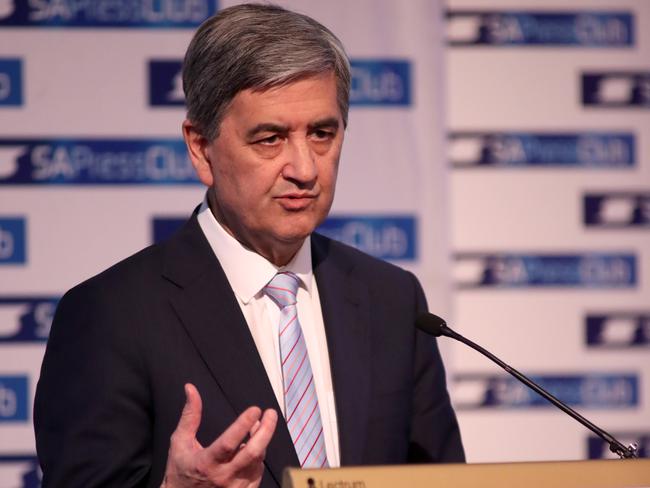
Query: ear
[{"left": 182, "top": 119, "right": 214, "bottom": 187}]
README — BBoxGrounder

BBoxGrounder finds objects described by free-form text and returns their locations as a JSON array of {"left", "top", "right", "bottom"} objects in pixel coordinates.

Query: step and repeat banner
[
  {"left": 448, "top": 0, "right": 649, "bottom": 463},
  {"left": 0, "top": 0, "right": 648, "bottom": 485},
  {"left": 0, "top": 1, "right": 450, "bottom": 485}
]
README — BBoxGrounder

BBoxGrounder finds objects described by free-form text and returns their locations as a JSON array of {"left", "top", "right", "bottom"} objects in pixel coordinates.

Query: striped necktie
[{"left": 264, "top": 271, "right": 329, "bottom": 468}]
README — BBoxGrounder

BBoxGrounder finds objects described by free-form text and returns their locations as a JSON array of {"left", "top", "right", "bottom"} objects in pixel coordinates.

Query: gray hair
[{"left": 182, "top": 3, "right": 351, "bottom": 141}]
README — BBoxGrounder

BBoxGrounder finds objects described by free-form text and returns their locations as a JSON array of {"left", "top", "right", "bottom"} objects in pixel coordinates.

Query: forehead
[{"left": 224, "top": 72, "right": 341, "bottom": 127}]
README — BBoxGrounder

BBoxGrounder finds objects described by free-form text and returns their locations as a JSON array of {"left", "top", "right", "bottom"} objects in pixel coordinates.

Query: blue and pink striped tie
[{"left": 264, "top": 272, "right": 328, "bottom": 468}]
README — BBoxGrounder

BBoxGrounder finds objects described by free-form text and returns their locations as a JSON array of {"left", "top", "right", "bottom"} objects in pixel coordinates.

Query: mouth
[{"left": 274, "top": 193, "right": 318, "bottom": 211}]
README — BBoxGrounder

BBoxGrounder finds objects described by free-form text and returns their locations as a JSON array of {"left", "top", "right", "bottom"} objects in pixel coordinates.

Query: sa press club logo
[
  {"left": 149, "top": 59, "right": 412, "bottom": 107},
  {"left": 349, "top": 60, "right": 411, "bottom": 106},
  {"left": 0, "top": 455, "right": 41, "bottom": 488},
  {"left": 152, "top": 215, "right": 417, "bottom": 261},
  {"left": 584, "top": 192, "right": 650, "bottom": 227},
  {"left": 152, "top": 216, "right": 187, "bottom": 243},
  {"left": 449, "top": 132, "right": 635, "bottom": 168},
  {"left": 0, "top": 375, "right": 28, "bottom": 422},
  {"left": 0, "top": 297, "right": 58, "bottom": 342},
  {"left": 582, "top": 72, "right": 650, "bottom": 107},
  {"left": 586, "top": 313, "right": 650, "bottom": 348},
  {"left": 453, "top": 374, "right": 638, "bottom": 410},
  {"left": 317, "top": 216, "right": 416, "bottom": 261},
  {"left": 446, "top": 11, "right": 634, "bottom": 46},
  {"left": 0, "top": 217, "right": 26, "bottom": 264},
  {"left": 0, "top": 0, "right": 218, "bottom": 27},
  {"left": 454, "top": 253, "right": 636, "bottom": 288},
  {"left": 149, "top": 60, "right": 185, "bottom": 106},
  {"left": 0, "top": 58, "right": 22, "bottom": 106},
  {"left": 0, "top": 139, "right": 198, "bottom": 185}
]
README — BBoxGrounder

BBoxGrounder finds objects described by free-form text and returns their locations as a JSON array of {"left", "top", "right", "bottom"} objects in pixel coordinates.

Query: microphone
[{"left": 415, "top": 313, "right": 638, "bottom": 459}]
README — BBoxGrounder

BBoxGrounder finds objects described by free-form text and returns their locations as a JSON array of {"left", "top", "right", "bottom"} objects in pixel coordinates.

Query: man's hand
[{"left": 161, "top": 384, "right": 278, "bottom": 488}]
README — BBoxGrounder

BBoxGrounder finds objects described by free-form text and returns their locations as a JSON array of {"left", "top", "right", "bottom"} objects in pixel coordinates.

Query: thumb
[{"left": 174, "top": 383, "right": 203, "bottom": 441}]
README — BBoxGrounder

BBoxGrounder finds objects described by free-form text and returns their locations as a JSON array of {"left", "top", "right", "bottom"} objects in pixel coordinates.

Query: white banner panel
[
  {"left": 448, "top": 0, "right": 650, "bottom": 463},
  {"left": 0, "top": 1, "right": 450, "bottom": 484}
]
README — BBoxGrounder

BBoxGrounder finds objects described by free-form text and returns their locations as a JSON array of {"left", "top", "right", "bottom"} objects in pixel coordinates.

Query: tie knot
[{"left": 264, "top": 272, "right": 299, "bottom": 308}]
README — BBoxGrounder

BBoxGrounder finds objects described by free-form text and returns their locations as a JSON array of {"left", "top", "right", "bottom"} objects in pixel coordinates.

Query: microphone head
[{"left": 415, "top": 313, "right": 448, "bottom": 337}]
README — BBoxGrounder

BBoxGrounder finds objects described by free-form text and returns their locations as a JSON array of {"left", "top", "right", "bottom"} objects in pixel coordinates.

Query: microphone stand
[{"left": 420, "top": 315, "right": 638, "bottom": 459}]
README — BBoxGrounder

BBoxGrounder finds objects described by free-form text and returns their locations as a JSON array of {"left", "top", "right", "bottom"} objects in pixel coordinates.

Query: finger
[
  {"left": 206, "top": 406, "right": 263, "bottom": 462},
  {"left": 173, "top": 383, "right": 203, "bottom": 442},
  {"left": 230, "top": 408, "right": 278, "bottom": 468},
  {"left": 237, "top": 419, "right": 261, "bottom": 451},
  {"left": 249, "top": 420, "right": 261, "bottom": 437}
]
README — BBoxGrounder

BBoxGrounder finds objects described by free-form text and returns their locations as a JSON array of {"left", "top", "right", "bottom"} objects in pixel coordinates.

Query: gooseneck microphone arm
[{"left": 415, "top": 313, "right": 638, "bottom": 459}]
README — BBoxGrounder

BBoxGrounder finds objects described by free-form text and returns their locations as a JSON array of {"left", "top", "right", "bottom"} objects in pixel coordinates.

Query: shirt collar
[{"left": 196, "top": 198, "right": 313, "bottom": 304}]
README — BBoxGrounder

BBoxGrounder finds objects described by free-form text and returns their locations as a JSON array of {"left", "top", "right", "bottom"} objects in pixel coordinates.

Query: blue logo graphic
[
  {"left": 446, "top": 11, "right": 634, "bottom": 46},
  {"left": 152, "top": 217, "right": 187, "bottom": 243},
  {"left": 453, "top": 374, "right": 638, "bottom": 410},
  {"left": 0, "top": 455, "right": 41, "bottom": 487},
  {"left": 154, "top": 215, "right": 417, "bottom": 260},
  {"left": 0, "top": 298, "right": 58, "bottom": 342},
  {"left": 582, "top": 72, "right": 650, "bottom": 107},
  {"left": 586, "top": 313, "right": 650, "bottom": 348},
  {"left": 449, "top": 132, "right": 635, "bottom": 168},
  {"left": 147, "top": 58, "right": 412, "bottom": 107},
  {"left": 0, "top": 0, "right": 218, "bottom": 27},
  {"left": 0, "top": 58, "right": 22, "bottom": 106},
  {"left": 317, "top": 216, "right": 416, "bottom": 261},
  {"left": 0, "top": 375, "right": 28, "bottom": 421},
  {"left": 0, "top": 139, "right": 198, "bottom": 184},
  {"left": 584, "top": 192, "right": 650, "bottom": 227},
  {"left": 588, "top": 433, "right": 649, "bottom": 459},
  {"left": 0, "top": 218, "right": 26, "bottom": 264},
  {"left": 149, "top": 60, "right": 184, "bottom": 106},
  {"left": 454, "top": 253, "right": 636, "bottom": 288},
  {"left": 349, "top": 60, "right": 411, "bottom": 106}
]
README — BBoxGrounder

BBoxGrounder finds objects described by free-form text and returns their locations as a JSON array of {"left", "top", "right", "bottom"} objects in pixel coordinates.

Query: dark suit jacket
[{"left": 34, "top": 213, "right": 464, "bottom": 487}]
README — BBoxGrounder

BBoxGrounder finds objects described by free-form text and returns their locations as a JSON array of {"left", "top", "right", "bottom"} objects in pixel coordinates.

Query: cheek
[
  {"left": 319, "top": 159, "right": 340, "bottom": 190},
  {"left": 321, "top": 141, "right": 342, "bottom": 186},
  {"left": 212, "top": 154, "right": 265, "bottom": 195},
  {"left": 218, "top": 167, "right": 280, "bottom": 210}
]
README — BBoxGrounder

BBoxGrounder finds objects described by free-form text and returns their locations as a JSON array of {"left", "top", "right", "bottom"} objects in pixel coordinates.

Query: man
[{"left": 34, "top": 4, "right": 464, "bottom": 487}]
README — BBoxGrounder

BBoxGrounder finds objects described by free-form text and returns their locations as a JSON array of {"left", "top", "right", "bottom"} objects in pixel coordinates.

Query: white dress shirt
[{"left": 197, "top": 200, "right": 340, "bottom": 467}]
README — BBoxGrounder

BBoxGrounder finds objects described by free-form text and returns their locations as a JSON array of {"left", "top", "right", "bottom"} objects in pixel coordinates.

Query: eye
[
  {"left": 311, "top": 129, "right": 335, "bottom": 141},
  {"left": 256, "top": 134, "right": 281, "bottom": 145}
]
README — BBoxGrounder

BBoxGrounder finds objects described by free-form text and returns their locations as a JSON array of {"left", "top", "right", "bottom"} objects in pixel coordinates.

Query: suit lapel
[
  {"left": 312, "top": 235, "right": 371, "bottom": 466},
  {"left": 161, "top": 215, "right": 298, "bottom": 485}
]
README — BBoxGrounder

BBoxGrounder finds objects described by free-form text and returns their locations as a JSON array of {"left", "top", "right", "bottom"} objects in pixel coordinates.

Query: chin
[
  {"left": 276, "top": 228, "right": 313, "bottom": 244},
  {"left": 274, "top": 221, "right": 318, "bottom": 244}
]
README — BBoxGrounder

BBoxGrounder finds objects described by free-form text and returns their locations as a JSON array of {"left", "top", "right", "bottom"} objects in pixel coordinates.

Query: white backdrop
[
  {"left": 0, "top": 1, "right": 450, "bottom": 485},
  {"left": 448, "top": 0, "right": 649, "bottom": 462},
  {"left": 0, "top": 0, "right": 648, "bottom": 485}
]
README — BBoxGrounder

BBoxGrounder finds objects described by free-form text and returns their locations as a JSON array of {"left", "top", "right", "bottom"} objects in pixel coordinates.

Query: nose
[{"left": 282, "top": 138, "right": 318, "bottom": 185}]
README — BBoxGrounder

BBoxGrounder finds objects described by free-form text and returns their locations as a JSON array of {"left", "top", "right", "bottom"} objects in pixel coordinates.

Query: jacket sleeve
[{"left": 34, "top": 282, "right": 153, "bottom": 487}]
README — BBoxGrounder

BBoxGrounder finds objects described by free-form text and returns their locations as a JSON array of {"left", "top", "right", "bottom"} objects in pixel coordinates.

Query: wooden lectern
[{"left": 283, "top": 459, "right": 650, "bottom": 488}]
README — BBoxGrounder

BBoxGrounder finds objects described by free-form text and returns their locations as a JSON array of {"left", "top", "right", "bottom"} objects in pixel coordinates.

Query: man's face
[{"left": 185, "top": 72, "right": 344, "bottom": 264}]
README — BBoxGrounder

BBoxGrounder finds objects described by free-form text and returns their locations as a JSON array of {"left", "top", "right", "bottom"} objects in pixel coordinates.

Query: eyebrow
[
  {"left": 245, "top": 123, "right": 288, "bottom": 140},
  {"left": 309, "top": 117, "right": 340, "bottom": 131},
  {"left": 245, "top": 117, "right": 340, "bottom": 140}
]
